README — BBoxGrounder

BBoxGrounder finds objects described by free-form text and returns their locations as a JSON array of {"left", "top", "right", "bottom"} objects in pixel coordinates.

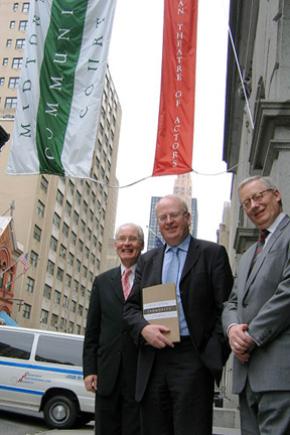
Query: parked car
[{"left": 0, "top": 325, "right": 94, "bottom": 429}]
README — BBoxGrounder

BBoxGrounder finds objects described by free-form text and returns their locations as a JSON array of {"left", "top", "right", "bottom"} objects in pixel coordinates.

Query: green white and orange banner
[
  {"left": 153, "top": 0, "right": 198, "bottom": 176},
  {"left": 8, "top": 0, "right": 116, "bottom": 177}
]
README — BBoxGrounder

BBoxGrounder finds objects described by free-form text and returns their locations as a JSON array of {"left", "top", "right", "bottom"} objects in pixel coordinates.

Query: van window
[
  {"left": 35, "top": 335, "right": 83, "bottom": 366},
  {"left": 0, "top": 330, "right": 34, "bottom": 360}
]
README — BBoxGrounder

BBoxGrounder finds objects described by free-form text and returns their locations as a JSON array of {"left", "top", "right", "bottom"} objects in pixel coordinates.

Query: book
[{"left": 142, "top": 283, "right": 180, "bottom": 343}]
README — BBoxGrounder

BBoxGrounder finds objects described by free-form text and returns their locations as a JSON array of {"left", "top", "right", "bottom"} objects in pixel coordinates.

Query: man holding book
[{"left": 124, "top": 194, "right": 233, "bottom": 435}]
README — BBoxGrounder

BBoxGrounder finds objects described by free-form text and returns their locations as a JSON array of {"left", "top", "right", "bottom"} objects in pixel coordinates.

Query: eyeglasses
[
  {"left": 157, "top": 211, "right": 187, "bottom": 223},
  {"left": 115, "top": 236, "right": 139, "bottom": 243},
  {"left": 241, "top": 188, "right": 274, "bottom": 210}
]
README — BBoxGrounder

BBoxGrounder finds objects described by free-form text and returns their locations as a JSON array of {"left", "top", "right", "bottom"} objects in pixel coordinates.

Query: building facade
[
  {"left": 223, "top": 0, "right": 290, "bottom": 406},
  {"left": 0, "top": 0, "right": 121, "bottom": 333}
]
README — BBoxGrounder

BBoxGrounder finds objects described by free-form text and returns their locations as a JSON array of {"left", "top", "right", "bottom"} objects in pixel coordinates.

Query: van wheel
[{"left": 43, "top": 395, "right": 78, "bottom": 429}]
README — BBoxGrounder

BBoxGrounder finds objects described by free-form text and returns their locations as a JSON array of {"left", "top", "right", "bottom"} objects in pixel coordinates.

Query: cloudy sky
[{"left": 108, "top": 0, "right": 232, "bottom": 245}]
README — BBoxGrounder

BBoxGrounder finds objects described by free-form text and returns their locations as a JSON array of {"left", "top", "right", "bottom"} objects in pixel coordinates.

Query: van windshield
[{"left": 35, "top": 335, "right": 83, "bottom": 366}]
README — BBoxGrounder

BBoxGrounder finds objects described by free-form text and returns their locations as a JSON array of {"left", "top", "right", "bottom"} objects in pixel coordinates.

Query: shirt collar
[
  {"left": 121, "top": 263, "right": 137, "bottom": 274},
  {"left": 165, "top": 234, "right": 191, "bottom": 253},
  {"left": 266, "top": 212, "right": 286, "bottom": 234}
]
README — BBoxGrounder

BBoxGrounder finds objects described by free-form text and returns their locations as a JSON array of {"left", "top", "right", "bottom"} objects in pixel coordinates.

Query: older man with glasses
[
  {"left": 83, "top": 223, "right": 144, "bottom": 435},
  {"left": 124, "top": 194, "right": 233, "bottom": 435},
  {"left": 223, "top": 175, "right": 290, "bottom": 435}
]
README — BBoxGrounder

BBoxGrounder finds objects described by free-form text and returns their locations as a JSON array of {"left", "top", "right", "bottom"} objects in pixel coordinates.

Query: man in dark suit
[
  {"left": 222, "top": 176, "right": 290, "bottom": 434},
  {"left": 124, "top": 195, "right": 233, "bottom": 435},
  {"left": 83, "top": 223, "right": 144, "bottom": 435}
]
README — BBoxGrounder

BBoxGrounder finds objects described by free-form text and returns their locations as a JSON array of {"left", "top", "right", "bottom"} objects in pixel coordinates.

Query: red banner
[{"left": 152, "top": 0, "right": 198, "bottom": 176}]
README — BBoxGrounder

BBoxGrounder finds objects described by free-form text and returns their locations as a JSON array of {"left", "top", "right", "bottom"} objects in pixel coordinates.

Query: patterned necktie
[
  {"left": 122, "top": 268, "right": 132, "bottom": 300},
  {"left": 256, "top": 229, "right": 269, "bottom": 255},
  {"left": 165, "top": 247, "right": 180, "bottom": 285}
]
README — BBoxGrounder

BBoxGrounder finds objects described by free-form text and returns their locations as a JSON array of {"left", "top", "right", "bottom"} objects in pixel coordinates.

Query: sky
[{"left": 108, "top": 0, "right": 232, "bottom": 245}]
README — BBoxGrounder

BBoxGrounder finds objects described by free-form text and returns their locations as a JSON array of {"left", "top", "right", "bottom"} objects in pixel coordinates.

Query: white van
[{"left": 0, "top": 325, "right": 94, "bottom": 429}]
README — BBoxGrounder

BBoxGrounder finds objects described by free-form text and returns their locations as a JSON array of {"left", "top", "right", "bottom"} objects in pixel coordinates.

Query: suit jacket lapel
[
  {"left": 111, "top": 266, "right": 124, "bottom": 302},
  {"left": 243, "top": 215, "right": 290, "bottom": 298},
  {"left": 180, "top": 237, "right": 199, "bottom": 282}
]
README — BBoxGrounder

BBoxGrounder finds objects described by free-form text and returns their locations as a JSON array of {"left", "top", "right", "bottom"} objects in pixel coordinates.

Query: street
[{"left": 0, "top": 406, "right": 94, "bottom": 435}]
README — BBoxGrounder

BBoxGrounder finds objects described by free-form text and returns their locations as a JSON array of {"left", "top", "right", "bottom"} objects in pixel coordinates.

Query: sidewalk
[{"left": 28, "top": 426, "right": 241, "bottom": 435}]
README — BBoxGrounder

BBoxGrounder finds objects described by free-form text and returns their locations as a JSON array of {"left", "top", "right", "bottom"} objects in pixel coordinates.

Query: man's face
[
  {"left": 239, "top": 180, "right": 282, "bottom": 229},
  {"left": 114, "top": 225, "right": 143, "bottom": 268},
  {"left": 156, "top": 197, "right": 190, "bottom": 246}
]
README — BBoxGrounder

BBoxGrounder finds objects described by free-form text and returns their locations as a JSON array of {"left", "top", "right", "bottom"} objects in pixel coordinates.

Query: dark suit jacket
[
  {"left": 83, "top": 266, "right": 138, "bottom": 396},
  {"left": 124, "top": 236, "right": 233, "bottom": 402}
]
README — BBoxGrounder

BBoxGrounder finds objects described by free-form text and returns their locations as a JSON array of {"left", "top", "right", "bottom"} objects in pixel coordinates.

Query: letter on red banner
[{"left": 152, "top": 0, "right": 198, "bottom": 176}]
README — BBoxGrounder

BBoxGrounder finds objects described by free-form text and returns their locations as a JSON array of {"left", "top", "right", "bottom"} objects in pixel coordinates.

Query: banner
[
  {"left": 152, "top": 0, "right": 198, "bottom": 176},
  {"left": 7, "top": 0, "right": 116, "bottom": 177}
]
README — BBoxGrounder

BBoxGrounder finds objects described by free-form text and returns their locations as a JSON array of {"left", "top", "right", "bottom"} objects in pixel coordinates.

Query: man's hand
[
  {"left": 228, "top": 323, "right": 255, "bottom": 363},
  {"left": 141, "top": 324, "right": 174, "bottom": 349},
  {"left": 84, "top": 374, "right": 97, "bottom": 392}
]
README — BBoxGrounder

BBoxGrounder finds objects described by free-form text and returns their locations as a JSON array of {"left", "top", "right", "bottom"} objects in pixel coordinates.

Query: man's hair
[
  {"left": 238, "top": 175, "right": 282, "bottom": 207},
  {"left": 155, "top": 194, "right": 189, "bottom": 214},
  {"left": 238, "top": 175, "right": 278, "bottom": 192},
  {"left": 115, "top": 223, "right": 144, "bottom": 243}
]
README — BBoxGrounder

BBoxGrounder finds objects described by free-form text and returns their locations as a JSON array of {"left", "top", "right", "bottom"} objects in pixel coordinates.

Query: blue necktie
[{"left": 165, "top": 247, "right": 180, "bottom": 285}]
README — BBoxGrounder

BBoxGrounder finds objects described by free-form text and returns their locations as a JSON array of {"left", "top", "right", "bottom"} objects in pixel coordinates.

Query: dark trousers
[
  {"left": 95, "top": 368, "right": 140, "bottom": 435},
  {"left": 140, "top": 338, "right": 214, "bottom": 435}
]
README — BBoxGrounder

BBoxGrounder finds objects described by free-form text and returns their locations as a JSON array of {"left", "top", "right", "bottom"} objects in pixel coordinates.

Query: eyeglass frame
[
  {"left": 157, "top": 210, "right": 188, "bottom": 224},
  {"left": 241, "top": 188, "right": 275, "bottom": 210}
]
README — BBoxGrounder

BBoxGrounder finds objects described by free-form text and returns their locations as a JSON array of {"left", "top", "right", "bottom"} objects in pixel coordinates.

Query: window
[
  {"left": 50, "top": 236, "right": 58, "bottom": 252},
  {"left": 68, "top": 252, "right": 74, "bottom": 266},
  {"left": 19, "top": 20, "right": 28, "bottom": 31},
  {"left": 23, "top": 303, "right": 31, "bottom": 319},
  {"left": 76, "top": 259, "right": 81, "bottom": 273},
  {"left": 78, "top": 304, "right": 83, "bottom": 316},
  {"left": 35, "top": 335, "right": 82, "bottom": 366},
  {"left": 53, "top": 212, "right": 61, "bottom": 228},
  {"left": 26, "top": 277, "right": 35, "bottom": 293},
  {"left": 4, "top": 97, "right": 17, "bottom": 109},
  {"left": 40, "top": 309, "right": 48, "bottom": 324},
  {"left": 0, "top": 78, "right": 4, "bottom": 86},
  {"left": 68, "top": 180, "right": 74, "bottom": 195},
  {"left": 22, "top": 2, "right": 30, "bottom": 13},
  {"left": 33, "top": 225, "right": 41, "bottom": 242},
  {"left": 62, "top": 222, "right": 69, "bottom": 237},
  {"left": 12, "top": 2, "right": 19, "bottom": 11},
  {"left": 51, "top": 313, "right": 59, "bottom": 327},
  {"left": 9, "top": 21, "right": 16, "bottom": 29},
  {"left": 12, "top": 57, "right": 23, "bottom": 69},
  {"left": 73, "top": 211, "right": 79, "bottom": 224},
  {"left": 73, "top": 280, "right": 79, "bottom": 292},
  {"left": 36, "top": 200, "right": 45, "bottom": 217},
  {"left": 30, "top": 251, "right": 38, "bottom": 267},
  {"left": 59, "top": 244, "right": 66, "bottom": 259},
  {"left": 63, "top": 295, "right": 68, "bottom": 308},
  {"left": 65, "top": 274, "right": 72, "bottom": 287},
  {"left": 6, "top": 39, "right": 12, "bottom": 48},
  {"left": 15, "top": 38, "right": 25, "bottom": 49},
  {"left": 54, "top": 290, "right": 61, "bottom": 305},
  {"left": 76, "top": 191, "right": 81, "bottom": 205},
  {"left": 40, "top": 175, "right": 48, "bottom": 192},
  {"left": 81, "top": 220, "right": 86, "bottom": 233},
  {"left": 82, "top": 266, "right": 88, "bottom": 278},
  {"left": 68, "top": 321, "right": 74, "bottom": 333},
  {"left": 56, "top": 267, "right": 64, "bottom": 281},
  {"left": 8, "top": 77, "right": 20, "bottom": 89},
  {"left": 2, "top": 58, "right": 8, "bottom": 66},
  {"left": 60, "top": 317, "right": 67, "bottom": 330},
  {"left": 71, "top": 231, "right": 77, "bottom": 246},
  {"left": 65, "top": 201, "right": 72, "bottom": 216},
  {"left": 56, "top": 189, "right": 64, "bottom": 205},
  {"left": 78, "top": 239, "right": 84, "bottom": 252},
  {"left": 0, "top": 330, "right": 33, "bottom": 360},
  {"left": 47, "top": 260, "right": 55, "bottom": 276},
  {"left": 71, "top": 300, "right": 76, "bottom": 313},
  {"left": 43, "top": 284, "right": 52, "bottom": 299}
]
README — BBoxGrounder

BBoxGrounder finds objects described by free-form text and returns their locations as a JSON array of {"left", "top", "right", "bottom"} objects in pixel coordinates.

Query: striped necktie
[{"left": 122, "top": 268, "right": 132, "bottom": 299}]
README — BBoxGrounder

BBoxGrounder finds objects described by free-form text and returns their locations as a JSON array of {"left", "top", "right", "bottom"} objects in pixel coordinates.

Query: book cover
[{"left": 142, "top": 283, "right": 180, "bottom": 343}]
